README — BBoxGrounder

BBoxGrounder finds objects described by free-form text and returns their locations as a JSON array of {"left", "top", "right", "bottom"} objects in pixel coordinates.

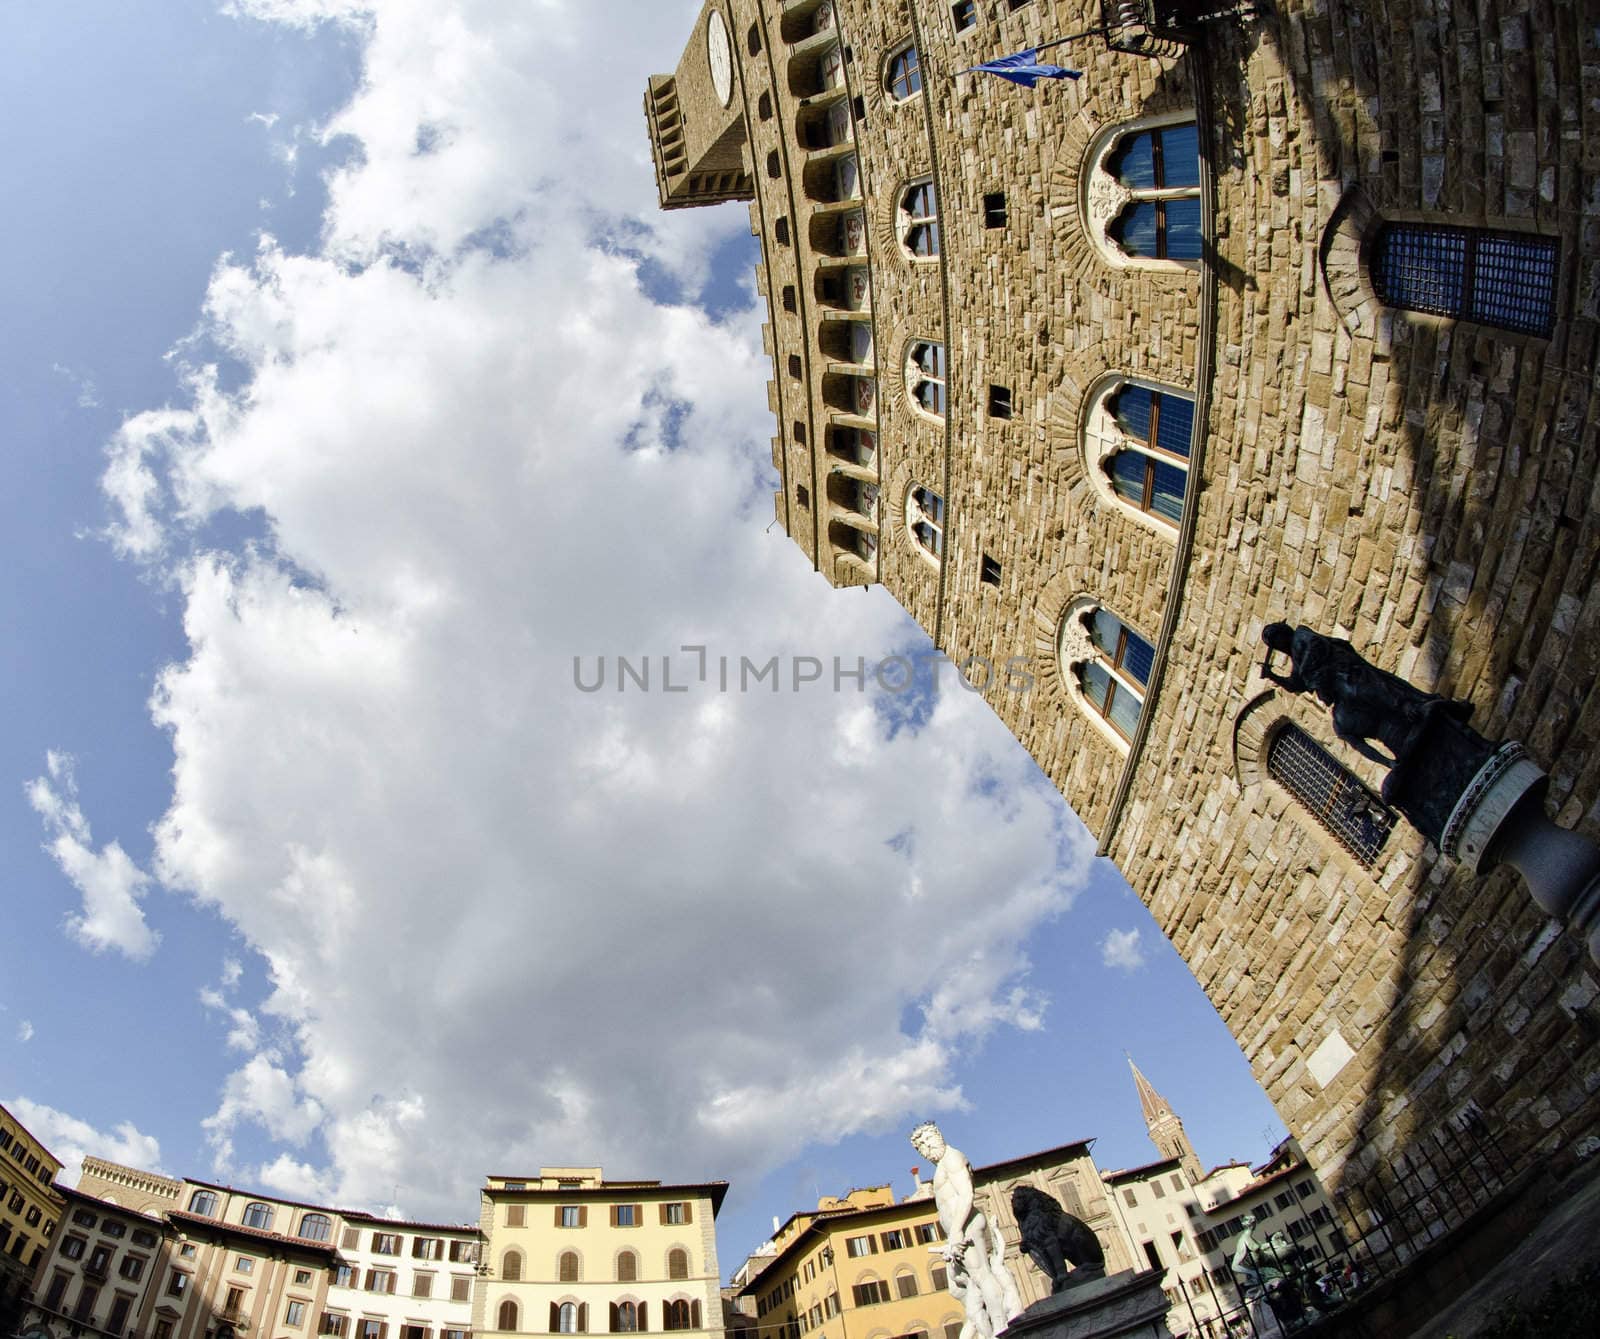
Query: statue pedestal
[
  {"left": 1385, "top": 712, "right": 1600, "bottom": 968},
  {"left": 1000, "top": 1272, "right": 1171, "bottom": 1339}
]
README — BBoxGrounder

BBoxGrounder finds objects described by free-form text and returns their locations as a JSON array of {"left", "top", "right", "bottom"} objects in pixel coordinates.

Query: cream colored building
[
  {"left": 0, "top": 1101, "right": 65, "bottom": 1319},
  {"left": 475, "top": 1168, "right": 725, "bottom": 1339},
  {"left": 18, "top": 1186, "right": 171, "bottom": 1339}
]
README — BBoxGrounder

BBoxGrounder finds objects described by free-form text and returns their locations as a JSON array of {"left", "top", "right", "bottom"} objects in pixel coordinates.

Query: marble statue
[
  {"left": 910, "top": 1123, "right": 1023, "bottom": 1339},
  {"left": 1010, "top": 1186, "right": 1105, "bottom": 1292},
  {"left": 1231, "top": 1215, "right": 1320, "bottom": 1331}
]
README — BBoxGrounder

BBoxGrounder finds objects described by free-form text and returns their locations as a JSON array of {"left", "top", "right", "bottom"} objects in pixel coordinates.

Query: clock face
[{"left": 707, "top": 9, "right": 732, "bottom": 106}]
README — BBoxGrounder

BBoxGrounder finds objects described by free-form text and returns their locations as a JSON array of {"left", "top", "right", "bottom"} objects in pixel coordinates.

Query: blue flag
[{"left": 961, "top": 48, "right": 1082, "bottom": 87}]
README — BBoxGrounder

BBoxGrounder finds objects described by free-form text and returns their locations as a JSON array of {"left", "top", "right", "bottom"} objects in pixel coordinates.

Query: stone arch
[{"left": 1319, "top": 185, "right": 1381, "bottom": 337}]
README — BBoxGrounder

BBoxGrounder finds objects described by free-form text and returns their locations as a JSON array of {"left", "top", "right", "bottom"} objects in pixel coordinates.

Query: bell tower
[
  {"left": 1129, "top": 1055, "right": 1203, "bottom": 1184},
  {"left": 644, "top": 2, "right": 755, "bottom": 211}
]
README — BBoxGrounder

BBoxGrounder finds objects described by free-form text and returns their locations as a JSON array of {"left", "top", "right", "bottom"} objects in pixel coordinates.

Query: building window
[
  {"left": 988, "top": 384, "right": 1012, "bottom": 419},
  {"left": 320, "top": 1319, "right": 348, "bottom": 1339},
  {"left": 44, "top": 1273, "right": 70, "bottom": 1312},
  {"left": 616, "top": 1250, "right": 638, "bottom": 1282},
  {"left": 611, "top": 1303, "right": 638, "bottom": 1334},
  {"left": 499, "top": 1301, "right": 519, "bottom": 1333},
  {"left": 951, "top": 2, "right": 978, "bottom": 31},
  {"left": 614, "top": 1205, "right": 637, "bottom": 1227},
  {"left": 188, "top": 1191, "right": 218, "bottom": 1217},
  {"left": 101, "top": 1220, "right": 124, "bottom": 1239},
  {"left": 907, "top": 342, "right": 946, "bottom": 416},
  {"left": 358, "top": 1322, "right": 385, "bottom": 1339},
  {"left": 167, "top": 1272, "right": 190, "bottom": 1298},
  {"left": 1086, "top": 119, "right": 1201, "bottom": 265},
  {"left": 452, "top": 1277, "right": 471, "bottom": 1302},
  {"left": 906, "top": 486, "right": 945, "bottom": 562},
  {"left": 851, "top": 1280, "right": 891, "bottom": 1307},
  {"left": 914, "top": 1223, "right": 944, "bottom": 1244},
  {"left": 899, "top": 180, "right": 939, "bottom": 258},
  {"left": 335, "top": 1264, "right": 356, "bottom": 1288},
  {"left": 300, "top": 1214, "right": 332, "bottom": 1242},
  {"left": 288, "top": 1302, "right": 308, "bottom": 1327},
  {"left": 1081, "top": 379, "right": 1192, "bottom": 531},
  {"left": 450, "top": 1241, "right": 477, "bottom": 1263},
  {"left": 119, "top": 1256, "right": 145, "bottom": 1282},
  {"left": 62, "top": 1235, "right": 87, "bottom": 1260},
  {"left": 506, "top": 1205, "right": 526, "bottom": 1228},
  {"left": 1371, "top": 224, "right": 1558, "bottom": 336},
  {"left": 243, "top": 1202, "right": 274, "bottom": 1231},
  {"left": 667, "top": 1248, "right": 689, "bottom": 1281},
  {"left": 886, "top": 45, "right": 921, "bottom": 101},
  {"left": 372, "top": 1233, "right": 400, "bottom": 1255},
  {"left": 502, "top": 1251, "right": 523, "bottom": 1281},
  {"left": 366, "top": 1269, "right": 396, "bottom": 1294},
  {"left": 559, "top": 1251, "right": 579, "bottom": 1283},
  {"left": 1059, "top": 603, "right": 1154, "bottom": 744},
  {"left": 1141, "top": 1241, "right": 1162, "bottom": 1272},
  {"left": 896, "top": 1273, "right": 918, "bottom": 1299},
  {"left": 179, "top": 1244, "right": 196, "bottom": 1259},
  {"left": 558, "top": 1303, "right": 580, "bottom": 1334},
  {"left": 662, "top": 1301, "right": 698, "bottom": 1331},
  {"left": 982, "top": 191, "right": 1007, "bottom": 228},
  {"left": 662, "top": 1202, "right": 689, "bottom": 1225},
  {"left": 980, "top": 554, "right": 1002, "bottom": 587},
  {"left": 414, "top": 1273, "right": 434, "bottom": 1298},
  {"left": 1267, "top": 723, "right": 1396, "bottom": 865},
  {"left": 930, "top": 1265, "right": 947, "bottom": 1291},
  {"left": 880, "top": 1230, "right": 911, "bottom": 1251},
  {"left": 236, "top": 1257, "right": 255, "bottom": 1274}
]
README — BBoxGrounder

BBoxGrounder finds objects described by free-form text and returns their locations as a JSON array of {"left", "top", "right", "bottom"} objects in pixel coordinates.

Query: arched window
[
  {"left": 610, "top": 1303, "right": 638, "bottom": 1334},
  {"left": 1059, "top": 602, "right": 1154, "bottom": 745},
  {"left": 1082, "top": 379, "right": 1192, "bottom": 531},
  {"left": 1371, "top": 223, "right": 1558, "bottom": 337},
  {"left": 298, "top": 1213, "right": 331, "bottom": 1242},
  {"left": 498, "top": 1301, "right": 519, "bottom": 1333},
  {"left": 899, "top": 181, "right": 939, "bottom": 258},
  {"left": 502, "top": 1250, "right": 523, "bottom": 1281},
  {"left": 242, "top": 1202, "right": 273, "bottom": 1230},
  {"left": 906, "top": 343, "right": 946, "bottom": 417},
  {"left": 1267, "top": 723, "right": 1395, "bottom": 866},
  {"left": 667, "top": 1248, "right": 689, "bottom": 1281},
  {"left": 886, "top": 45, "right": 922, "bottom": 101},
  {"left": 616, "top": 1251, "right": 638, "bottom": 1283},
  {"left": 558, "top": 1303, "right": 580, "bottom": 1335},
  {"left": 1085, "top": 119, "right": 1201, "bottom": 265},
  {"left": 187, "top": 1190, "right": 218, "bottom": 1218},
  {"left": 662, "top": 1301, "right": 694, "bottom": 1332},
  {"left": 905, "top": 487, "right": 945, "bottom": 562},
  {"left": 559, "top": 1251, "right": 580, "bottom": 1283}
]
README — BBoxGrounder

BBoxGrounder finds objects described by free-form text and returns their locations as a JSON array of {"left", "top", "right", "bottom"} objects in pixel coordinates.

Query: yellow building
[
  {"left": 0, "top": 1101, "right": 66, "bottom": 1318},
  {"left": 742, "top": 1142, "right": 1133, "bottom": 1339},
  {"left": 475, "top": 1167, "right": 726, "bottom": 1339}
]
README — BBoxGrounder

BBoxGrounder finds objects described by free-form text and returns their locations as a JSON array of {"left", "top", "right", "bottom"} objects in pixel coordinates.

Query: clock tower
[{"left": 644, "top": 1, "right": 754, "bottom": 211}]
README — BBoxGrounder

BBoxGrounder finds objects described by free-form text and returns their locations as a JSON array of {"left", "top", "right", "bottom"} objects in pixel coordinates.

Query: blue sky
[{"left": 0, "top": 0, "right": 1281, "bottom": 1274}]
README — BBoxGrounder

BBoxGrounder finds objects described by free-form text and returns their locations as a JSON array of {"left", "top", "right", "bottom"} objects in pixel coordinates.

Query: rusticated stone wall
[{"left": 647, "top": 0, "right": 1600, "bottom": 1275}]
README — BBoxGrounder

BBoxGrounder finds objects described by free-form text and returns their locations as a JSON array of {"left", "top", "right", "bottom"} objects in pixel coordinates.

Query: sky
[{"left": 0, "top": 0, "right": 1284, "bottom": 1275}]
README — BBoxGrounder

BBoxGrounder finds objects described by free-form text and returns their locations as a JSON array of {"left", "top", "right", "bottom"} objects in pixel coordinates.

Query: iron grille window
[
  {"left": 1267, "top": 724, "right": 1395, "bottom": 865},
  {"left": 1372, "top": 224, "right": 1558, "bottom": 336}
]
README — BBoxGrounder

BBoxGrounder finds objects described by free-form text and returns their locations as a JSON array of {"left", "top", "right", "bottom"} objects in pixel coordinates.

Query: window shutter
[
  {"left": 633, "top": 1204, "right": 642, "bottom": 1226},
  {"left": 637, "top": 1305, "right": 647, "bottom": 1333},
  {"left": 554, "top": 1207, "right": 563, "bottom": 1227},
  {"left": 609, "top": 1305, "right": 618, "bottom": 1333},
  {"left": 579, "top": 1305, "right": 588, "bottom": 1334},
  {"left": 550, "top": 1304, "right": 559, "bottom": 1333},
  {"left": 578, "top": 1207, "right": 588, "bottom": 1228},
  {"left": 343, "top": 1229, "right": 360, "bottom": 1250},
  {"left": 657, "top": 1204, "right": 667, "bottom": 1226},
  {"left": 682, "top": 1204, "right": 692, "bottom": 1225},
  {"left": 609, "top": 1206, "right": 618, "bottom": 1228},
  {"left": 690, "top": 1302, "right": 700, "bottom": 1331}
]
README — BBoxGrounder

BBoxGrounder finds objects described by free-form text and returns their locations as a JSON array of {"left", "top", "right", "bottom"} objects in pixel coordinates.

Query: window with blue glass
[
  {"left": 1105, "top": 385, "right": 1192, "bottom": 525},
  {"left": 908, "top": 342, "right": 946, "bottom": 416},
  {"left": 901, "top": 181, "right": 939, "bottom": 257},
  {"left": 887, "top": 46, "right": 922, "bottom": 101},
  {"left": 1372, "top": 224, "right": 1557, "bottom": 337},
  {"left": 1076, "top": 609, "right": 1153, "bottom": 742},
  {"left": 1105, "top": 122, "right": 1202, "bottom": 261}
]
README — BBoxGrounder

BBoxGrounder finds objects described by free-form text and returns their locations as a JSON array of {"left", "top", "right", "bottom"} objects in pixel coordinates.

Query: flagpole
[{"left": 1033, "top": 27, "right": 1111, "bottom": 53}]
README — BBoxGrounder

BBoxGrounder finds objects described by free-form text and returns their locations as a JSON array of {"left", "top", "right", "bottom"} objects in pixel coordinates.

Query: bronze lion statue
[{"left": 1011, "top": 1186, "right": 1106, "bottom": 1293}]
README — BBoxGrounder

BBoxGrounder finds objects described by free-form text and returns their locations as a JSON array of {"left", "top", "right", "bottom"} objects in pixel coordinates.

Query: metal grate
[
  {"left": 1373, "top": 224, "right": 1558, "bottom": 337},
  {"left": 1267, "top": 724, "right": 1395, "bottom": 865}
]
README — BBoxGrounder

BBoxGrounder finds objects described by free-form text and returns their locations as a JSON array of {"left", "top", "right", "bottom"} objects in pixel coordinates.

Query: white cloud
[
  {"left": 75, "top": 0, "right": 1098, "bottom": 1218},
  {"left": 25, "top": 752, "right": 160, "bottom": 961},
  {"left": 200, "top": 987, "right": 262, "bottom": 1052},
  {"left": 4, "top": 1097, "right": 163, "bottom": 1185},
  {"left": 16, "top": 1021, "right": 35, "bottom": 1044},
  {"left": 1100, "top": 928, "right": 1147, "bottom": 972}
]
